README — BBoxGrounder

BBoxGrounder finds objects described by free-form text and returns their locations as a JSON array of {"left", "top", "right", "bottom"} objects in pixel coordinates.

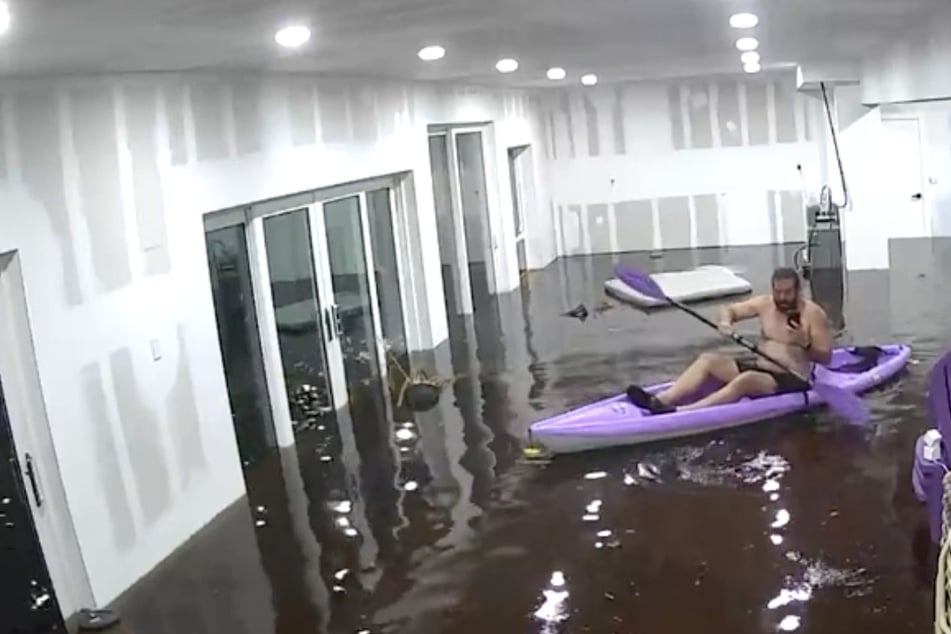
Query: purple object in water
[
  {"left": 928, "top": 350, "right": 951, "bottom": 464},
  {"left": 912, "top": 348, "right": 951, "bottom": 543},
  {"left": 530, "top": 345, "right": 911, "bottom": 454},
  {"left": 912, "top": 434, "right": 945, "bottom": 543}
]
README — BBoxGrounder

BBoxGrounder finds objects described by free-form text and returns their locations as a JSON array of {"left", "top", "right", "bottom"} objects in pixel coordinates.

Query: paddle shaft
[{"left": 663, "top": 295, "right": 811, "bottom": 385}]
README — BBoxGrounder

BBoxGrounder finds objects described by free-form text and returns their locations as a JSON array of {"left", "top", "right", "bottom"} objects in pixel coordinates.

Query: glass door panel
[
  {"left": 366, "top": 188, "right": 410, "bottom": 412},
  {"left": 508, "top": 147, "right": 525, "bottom": 237},
  {"left": 324, "top": 196, "right": 380, "bottom": 400},
  {"left": 454, "top": 131, "right": 495, "bottom": 303},
  {"left": 205, "top": 225, "right": 275, "bottom": 466},
  {"left": 322, "top": 197, "right": 385, "bottom": 407},
  {"left": 262, "top": 209, "right": 336, "bottom": 434},
  {"left": 428, "top": 134, "right": 468, "bottom": 315}
]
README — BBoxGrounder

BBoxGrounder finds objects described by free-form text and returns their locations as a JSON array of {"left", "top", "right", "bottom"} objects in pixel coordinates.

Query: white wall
[
  {"left": 541, "top": 72, "right": 825, "bottom": 255},
  {"left": 862, "top": 4, "right": 951, "bottom": 105},
  {"left": 820, "top": 87, "right": 944, "bottom": 270},
  {"left": 0, "top": 72, "right": 552, "bottom": 611},
  {"left": 831, "top": 105, "right": 890, "bottom": 270}
]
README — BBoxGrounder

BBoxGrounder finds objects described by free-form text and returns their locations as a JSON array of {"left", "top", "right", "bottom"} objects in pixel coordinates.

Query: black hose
[{"left": 820, "top": 82, "right": 850, "bottom": 209}]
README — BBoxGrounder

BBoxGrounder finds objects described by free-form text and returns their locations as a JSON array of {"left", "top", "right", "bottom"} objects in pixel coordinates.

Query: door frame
[
  {"left": 0, "top": 251, "right": 93, "bottom": 620},
  {"left": 507, "top": 144, "right": 531, "bottom": 274},
  {"left": 203, "top": 175, "right": 412, "bottom": 448}
]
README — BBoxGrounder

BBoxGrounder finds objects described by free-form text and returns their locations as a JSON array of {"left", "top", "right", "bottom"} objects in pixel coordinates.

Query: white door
[
  {"left": 881, "top": 118, "right": 927, "bottom": 239},
  {"left": 0, "top": 253, "right": 93, "bottom": 618}
]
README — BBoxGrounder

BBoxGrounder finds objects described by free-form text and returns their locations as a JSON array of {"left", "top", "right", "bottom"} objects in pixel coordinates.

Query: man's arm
[
  {"left": 805, "top": 305, "right": 833, "bottom": 365},
  {"left": 719, "top": 296, "right": 765, "bottom": 327}
]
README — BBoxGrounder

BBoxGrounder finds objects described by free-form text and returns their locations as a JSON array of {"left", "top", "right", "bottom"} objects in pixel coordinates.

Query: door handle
[
  {"left": 911, "top": 193, "right": 923, "bottom": 201},
  {"left": 24, "top": 453, "right": 43, "bottom": 509},
  {"left": 323, "top": 307, "right": 335, "bottom": 341},
  {"left": 332, "top": 305, "right": 343, "bottom": 338}
]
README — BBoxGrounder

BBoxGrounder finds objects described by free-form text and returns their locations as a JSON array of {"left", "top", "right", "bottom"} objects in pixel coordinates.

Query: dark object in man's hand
[{"left": 787, "top": 311, "right": 802, "bottom": 329}]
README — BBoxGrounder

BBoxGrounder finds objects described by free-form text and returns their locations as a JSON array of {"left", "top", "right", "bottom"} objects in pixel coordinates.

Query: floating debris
[
  {"left": 637, "top": 462, "right": 660, "bottom": 481},
  {"left": 562, "top": 304, "right": 590, "bottom": 322},
  {"left": 330, "top": 500, "right": 352, "bottom": 514},
  {"left": 771, "top": 509, "right": 791, "bottom": 529},
  {"left": 778, "top": 615, "right": 801, "bottom": 631}
]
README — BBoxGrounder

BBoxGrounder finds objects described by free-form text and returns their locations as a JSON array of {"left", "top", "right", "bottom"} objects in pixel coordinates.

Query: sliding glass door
[
  {"left": 204, "top": 179, "right": 411, "bottom": 451},
  {"left": 262, "top": 208, "right": 339, "bottom": 435},
  {"left": 427, "top": 128, "right": 499, "bottom": 315}
]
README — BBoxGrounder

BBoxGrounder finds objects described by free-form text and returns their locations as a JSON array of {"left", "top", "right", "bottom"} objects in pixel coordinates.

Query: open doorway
[
  {"left": 0, "top": 252, "right": 92, "bottom": 628},
  {"left": 0, "top": 381, "right": 66, "bottom": 632}
]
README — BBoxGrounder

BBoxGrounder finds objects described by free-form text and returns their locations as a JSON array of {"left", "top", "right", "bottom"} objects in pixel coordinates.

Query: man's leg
[
  {"left": 655, "top": 353, "right": 742, "bottom": 406},
  {"left": 678, "top": 371, "right": 778, "bottom": 411}
]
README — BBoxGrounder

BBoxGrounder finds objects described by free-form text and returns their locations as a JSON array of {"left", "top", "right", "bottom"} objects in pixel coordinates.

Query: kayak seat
[{"left": 827, "top": 346, "right": 885, "bottom": 374}]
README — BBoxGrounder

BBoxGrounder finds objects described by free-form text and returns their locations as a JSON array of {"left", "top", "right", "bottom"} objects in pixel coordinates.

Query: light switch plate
[{"left": 150, "top": 338, "right": 162, "bottom": 361}]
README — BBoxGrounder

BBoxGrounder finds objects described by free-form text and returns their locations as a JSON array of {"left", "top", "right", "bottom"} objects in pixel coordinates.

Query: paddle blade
[
  {"left": 813, "top": 382, "right": 870, "bottom": 426},
  {"left": 615, "top": 265, "right": 667, "bottom": 302}
]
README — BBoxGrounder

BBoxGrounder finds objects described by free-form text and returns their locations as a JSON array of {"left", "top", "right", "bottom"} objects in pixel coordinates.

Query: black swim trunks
[{"left": 735, "top": 358, "right": 809, "bottom": 394}]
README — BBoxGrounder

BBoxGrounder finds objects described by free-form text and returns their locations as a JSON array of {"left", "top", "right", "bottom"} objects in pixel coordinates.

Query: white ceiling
[{"left": 1, "top": 0, "right": 943, "bottom": 85}]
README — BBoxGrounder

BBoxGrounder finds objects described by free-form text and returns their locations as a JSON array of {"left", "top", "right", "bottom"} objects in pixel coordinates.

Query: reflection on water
[{"left": 116, "top": 242, "right": 951, "bottom": 634}]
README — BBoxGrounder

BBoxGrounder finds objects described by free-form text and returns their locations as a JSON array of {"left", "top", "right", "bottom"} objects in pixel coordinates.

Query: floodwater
[{"left": 116, "top": 241, "right": 951, "bottom": 633}]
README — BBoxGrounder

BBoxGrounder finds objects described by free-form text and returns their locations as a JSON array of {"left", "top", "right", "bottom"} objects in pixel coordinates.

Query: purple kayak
[{"left": 530, "top": 345, "right": 911, "bottom": 454}]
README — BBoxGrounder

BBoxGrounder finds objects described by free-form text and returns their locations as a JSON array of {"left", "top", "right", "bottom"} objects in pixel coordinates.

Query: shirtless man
[{"left": 627, "top": 267, "right": 833, "bottom": 414}]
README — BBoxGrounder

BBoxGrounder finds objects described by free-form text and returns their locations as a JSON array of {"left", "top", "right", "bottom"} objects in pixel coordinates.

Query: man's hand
[
  {"left": 785, "top": 321, "right": 810, "bottom": 348},
  {"left": 718, "top": 320, "right": 734, "bottom": 336}
]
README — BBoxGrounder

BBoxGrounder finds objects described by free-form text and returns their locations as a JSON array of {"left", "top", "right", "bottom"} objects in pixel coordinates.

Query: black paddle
[{"left": 615, "top": 264, "right": 869, "bottom": 425}]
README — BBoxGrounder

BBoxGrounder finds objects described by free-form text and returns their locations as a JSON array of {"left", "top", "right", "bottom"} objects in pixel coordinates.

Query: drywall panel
[
  {"left": 614, "top": 200, "right": 654, "bottom": 252},
  {"left": 0, "top": 73, "right": 556, "bottom": 610}
]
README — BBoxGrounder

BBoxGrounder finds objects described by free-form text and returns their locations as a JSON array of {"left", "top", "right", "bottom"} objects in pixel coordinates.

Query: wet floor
[{"left": 115, "top": 240, "right": 951, "bottom": 633}]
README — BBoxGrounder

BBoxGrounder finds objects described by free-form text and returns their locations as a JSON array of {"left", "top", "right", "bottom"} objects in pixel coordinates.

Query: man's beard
[{"left": 774, "top": 299, "right": 798, "bottom": 313}]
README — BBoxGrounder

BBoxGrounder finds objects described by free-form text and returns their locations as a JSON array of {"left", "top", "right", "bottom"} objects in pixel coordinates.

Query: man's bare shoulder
[{"left": 803, "top": 299, "right": 828, "bottom": 320}]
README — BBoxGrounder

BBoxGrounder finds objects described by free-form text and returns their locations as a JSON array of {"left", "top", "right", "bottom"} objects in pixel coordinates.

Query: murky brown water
[{"left": 116, "top": 241, "right": 951, "bottom": 633}]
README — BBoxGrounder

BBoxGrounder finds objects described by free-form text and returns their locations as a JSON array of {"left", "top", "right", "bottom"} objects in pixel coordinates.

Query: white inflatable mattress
[{"left": 605, "top": 265, "right": 752, "bottom": 308}]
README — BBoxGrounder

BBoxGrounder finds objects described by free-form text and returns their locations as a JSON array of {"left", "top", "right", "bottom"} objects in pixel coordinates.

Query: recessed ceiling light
[
  {"left": 581, "top": 73, "right": 598, "bottom": 86},
  {"left": 275, "top": 25, "right": 311, "bottom": 49},
  {"left": 418, "top": 45, "right": 446, "bottom": 61},
  {"left": 496, "top": 58, "right": 519, "bottom": 73},
  {"left": 740, "top": 51, "right": 760, "bottom": 65},
  {"left": 547, "top": 67, "right": 567, "bottom": 81},
  {"left": 736, "top": 37, "right": 759, "bottom": 52},
  {"left": 744, "top": 62, "right": 762, "bottom": 74},
  {"left": 729, "top": 13, "right": 759, "bottom": 29},
  {"left": 0, "top": 2, "right": 10, "bottom": 35}
]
